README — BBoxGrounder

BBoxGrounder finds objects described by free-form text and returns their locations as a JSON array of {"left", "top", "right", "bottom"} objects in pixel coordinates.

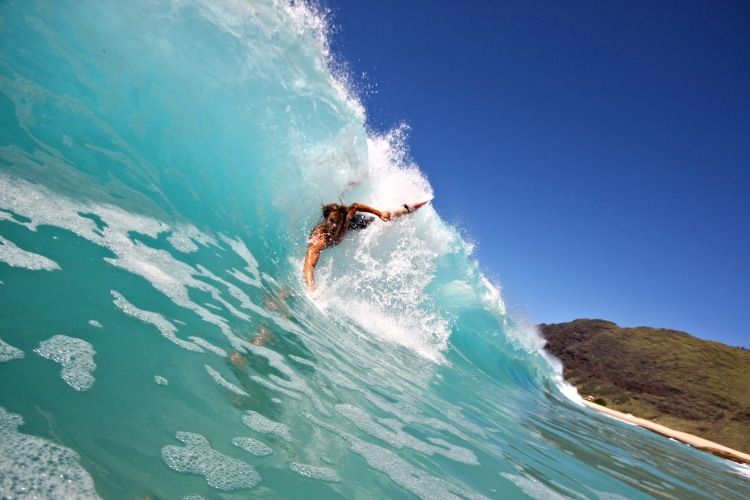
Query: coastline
[{"left": 583, "top": 401, "right": 750, "bottom": 466}]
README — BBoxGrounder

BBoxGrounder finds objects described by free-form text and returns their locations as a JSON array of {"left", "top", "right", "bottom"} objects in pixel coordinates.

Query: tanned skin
[{"left": 304, "top": 203, "right": 409, "bottom": 293}]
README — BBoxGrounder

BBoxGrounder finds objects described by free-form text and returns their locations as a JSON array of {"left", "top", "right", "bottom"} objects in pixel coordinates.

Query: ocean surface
[{"left": 0, "top": 1, "right": 748, "bottom": 498}]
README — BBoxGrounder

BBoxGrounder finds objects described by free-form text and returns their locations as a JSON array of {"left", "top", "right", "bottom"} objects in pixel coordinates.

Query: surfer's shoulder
[{"left": 308, "top": 224, "right": 327, "bottom": 245}]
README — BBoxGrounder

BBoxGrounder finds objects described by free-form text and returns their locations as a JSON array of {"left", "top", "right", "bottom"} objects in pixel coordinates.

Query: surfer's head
[{"left": 322, "top": 203, "right": 347, "bottom": 233}]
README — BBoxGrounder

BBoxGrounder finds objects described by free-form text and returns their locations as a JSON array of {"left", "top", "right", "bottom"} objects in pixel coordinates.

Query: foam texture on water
[
  {"left": 161, "top": 431, "right": 260, "bottom": 490},
  {"left": 242, "top": 411, "right": 293, "bottom": 442},
  {"left": 0, "top": 407, "right": 101, "bottom": 499},
  {"left": 288, "top": 462, "right": 341, "bottom": 482},
  {"left": 34, "top": 335, "right": 96, "bottom": 391},
  {"left": 205, "top": 365, "right": 249, "bottom": 397},
  {"left": 232, "top": 437, "right": 273, "bottom": 457},
  {"left": 111, "top": 291, "right": 204, "bottom": 353},
  {"left": 0, "top": 234, "right": 60, "bottom": 271},
  {"left": 0, "top": 1, "right": 747, "bottom": 499},
  {"left": 0, "top": 337, "right": 24, "bottom": 362}
]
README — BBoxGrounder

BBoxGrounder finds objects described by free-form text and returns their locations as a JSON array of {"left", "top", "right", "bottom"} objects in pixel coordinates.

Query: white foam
[
  {"left": 111, "top": 291, "right": 204, "bottom": 353},
  {"left": 365, "top": 392, "right": 481, "bottom": 440},
  {"left": 500, "top": 473, "right": 571, "bottom": 500},
  {"left": 551, "top": 372, "right": 583, "bottom": 405},
  {"left": 197, "top": 264, "right": 306, "bottom": 340},
  {"left": 505, "top": 319, "right": 546, "bottom": 354},
  {"left": 34, "top": 335, "right": 96, "bottom": 391},
  {"left": 232, "top": 437, "right": 273, "bottom": 457},
  {"left": 306, "top": 414, "right": 487, "bottom": 500},
  {"left": 88, "top": 320, "right": 103, "bottom": 328},
  {"left": 261, "top": 272, "right": 280, "bottom": 287},
  {"left": 289, "top": 463, "right": 340, "bottom": 482},
  {"left": 0, "top": 234, "right": 60, "bottom": 271},
  {"left": 298, "top": 125, "right": 456, "bottom": 364},
  {"left": 0, "top": 174, "right": 251, "bottom": 353},
  {"left": 551, "top": 480, "right": 590, "bottom": 499},
  {"left": 319, "top": 368, "right": 361, "bottom": 392},
  {"left": 196, "top": 265, "right": 282, "bottom": 325},
  {"left": 155, "top": 376, "right": 169, "bottom": 386},
  {"left": 326, "top": 296, "right": 447, "bottom": 364},
  {"left": 0, "top": 173, "right": 304, "bottom": 353},
  {"left": 228, "top": 268, "right": 259, "bottom": 287},
  {"left": 250, "top": 375, "right": 303, "bottom": 401},
  {"left": 0, "top": 173, "right": 303, "bottom": 360},
  {"left": 589, "top": 492, "right": 630, "bottom": 500},
  {"left": 185, "top": 0, "right": 364, "bottom": 121},
  {"left": 0, "top": 407, "right": 101, "bottom": 499},
  {"left": 188, "top": 336, "right": 228, "bottom": 357},
  {"left": 242, "top": 411, "right": 293, "bottom": 442},
  {"left": 478, "top": 275, "right": 507, "bottom": 317},
  {"left": 0, "top": 337, "right": 24, "bottom": 362},
  {"left": 220, "top": 234, "right": 261, "bottom": 287},
  {"left": 161, "top": 431, "right": 260, "bottom": 490},
  {"left": 0, "top": 211, "right": 28, "bottom": 228},
  {"left": 241, "top": 342, "right": 330, "bottom": 416},
  {"left": 204, "top": 365, "right": 248, "bottom": 397},
  {"left": 335, "top": 404, "right": 478, "bottom": 465},
  {"left": 289, "top": 354, "right": 316, "bottom": 367},
  {"left": 731, "top": 463, "right": 750, "bottom": 480},
  {"left": 168, "top": 223, "right": 218, "bottom": 253}
]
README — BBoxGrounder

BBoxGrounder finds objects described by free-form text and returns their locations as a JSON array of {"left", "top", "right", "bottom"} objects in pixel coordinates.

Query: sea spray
[{"left": 0, "top": 1, "right": 747, "bottom": 499}]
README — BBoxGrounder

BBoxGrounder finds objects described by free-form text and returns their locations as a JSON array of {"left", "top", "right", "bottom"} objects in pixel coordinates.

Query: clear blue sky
[{"left": 327, "top": 0, "right": 750, "bottom": 348}]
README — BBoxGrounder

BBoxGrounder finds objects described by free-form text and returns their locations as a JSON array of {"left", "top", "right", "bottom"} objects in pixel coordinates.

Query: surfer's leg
[
  {"left": 228, "top": 351, "right": 246, "bottom": 369},
  {"left": 253, "top": 324, "right": 275, "bottom": 346}
]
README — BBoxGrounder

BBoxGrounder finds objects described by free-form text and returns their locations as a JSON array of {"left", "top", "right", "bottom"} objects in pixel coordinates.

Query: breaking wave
[{"left": 0, "top": 1, "right": 746, "bottom": 499}]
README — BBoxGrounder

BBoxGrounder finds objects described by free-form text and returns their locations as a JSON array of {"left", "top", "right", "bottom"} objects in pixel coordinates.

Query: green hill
[{"left": 540, "top": 319, "right": 750, "bottom": 454}]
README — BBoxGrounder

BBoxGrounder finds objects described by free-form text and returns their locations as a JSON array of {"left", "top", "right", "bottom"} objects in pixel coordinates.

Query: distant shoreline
[
  {"left": 542, "top": 319, "right": 750, "bottom": 457},
  {"left": 583, "top": 401, "right": 750, "bottom": 465}
]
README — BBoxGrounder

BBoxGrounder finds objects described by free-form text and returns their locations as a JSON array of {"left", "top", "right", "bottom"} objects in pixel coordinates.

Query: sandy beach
[{"left": 583, "top": 401, "right": 750, "bottom": 465}]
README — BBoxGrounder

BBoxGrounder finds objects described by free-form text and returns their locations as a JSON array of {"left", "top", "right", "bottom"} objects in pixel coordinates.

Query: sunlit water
[{"left": 0, "top": 1, "right": 748, "bottom": 499}]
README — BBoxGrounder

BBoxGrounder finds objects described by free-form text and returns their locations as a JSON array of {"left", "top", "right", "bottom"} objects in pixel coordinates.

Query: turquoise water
[{"left": 0, "top": 1, "right": 748, "bottom": 498}]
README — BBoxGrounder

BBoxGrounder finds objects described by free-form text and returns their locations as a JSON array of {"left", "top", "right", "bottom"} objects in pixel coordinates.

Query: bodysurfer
[{"left": 303, "top": 201, "right": 428, "bottom": 293}]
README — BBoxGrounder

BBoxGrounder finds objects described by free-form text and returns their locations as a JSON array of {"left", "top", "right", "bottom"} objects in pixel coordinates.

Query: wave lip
[{"left": 0, "top": 1, "right": 746, "bottom": 499}]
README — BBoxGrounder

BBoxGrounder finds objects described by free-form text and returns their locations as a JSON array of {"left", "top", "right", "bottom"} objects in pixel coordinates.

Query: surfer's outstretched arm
[
  {"left": 349, "top": 203, "right": 396, "bottom": 222},
  {"left": 304, "top": 226, "right": 327, "bottom": 293}
]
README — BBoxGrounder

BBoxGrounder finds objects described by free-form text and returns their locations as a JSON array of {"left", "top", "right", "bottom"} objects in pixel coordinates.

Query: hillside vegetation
[{"left": 541, "top": 319, "right": 750, "bottom": 454}]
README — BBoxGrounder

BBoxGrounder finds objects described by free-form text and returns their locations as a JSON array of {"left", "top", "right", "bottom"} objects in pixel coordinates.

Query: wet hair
[{"left": 321, "top": 203, "right": 347, "bottom": 221}]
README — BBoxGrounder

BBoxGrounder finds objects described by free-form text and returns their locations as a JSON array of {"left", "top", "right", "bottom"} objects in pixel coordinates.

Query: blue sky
[{"left": 327, "top": 0, "right": 750, "bottom": 348}]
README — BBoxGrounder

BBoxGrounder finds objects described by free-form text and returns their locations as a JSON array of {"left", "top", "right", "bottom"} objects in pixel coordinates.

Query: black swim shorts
[{"left": 348, "top": 214, "right": 375, "bottom": 231}]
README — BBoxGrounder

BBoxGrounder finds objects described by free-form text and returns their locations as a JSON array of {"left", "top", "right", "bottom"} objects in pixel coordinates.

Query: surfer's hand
[{"left": 379, "top": 211, "right": 392, "bottom": 222}]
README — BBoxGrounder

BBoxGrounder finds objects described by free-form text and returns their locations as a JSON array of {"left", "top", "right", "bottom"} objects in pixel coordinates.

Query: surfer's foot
[
  {"left": 264, "top": 297, "right": 282, "bottom": 312},
  {"left": 278, "top": 287, "right": 294, "bottom": 301},
  {"left": 228, "top": 351, "right": 246, "bottom": 369},
  {"left": 253, "top": 324, "right": 275, "bottom": 346},
  {"left": 264, "top": 288, "right": 294, "bottom": 315}
]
